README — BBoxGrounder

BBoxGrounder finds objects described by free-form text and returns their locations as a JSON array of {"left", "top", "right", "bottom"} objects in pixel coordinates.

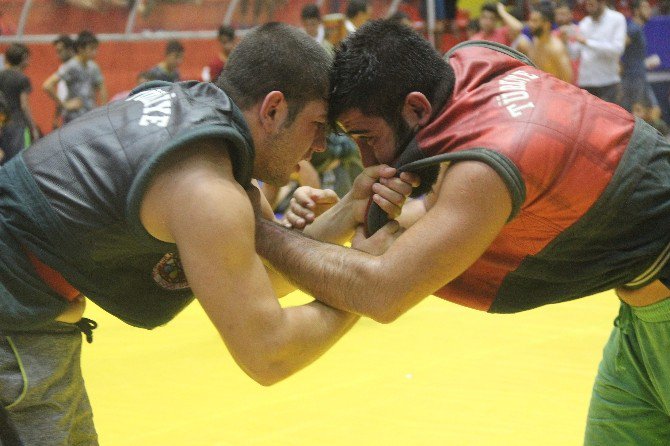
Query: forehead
[
  {"left": 337, "top": 108, "right": 387, "bottom": 133},
  {"left": 530, "top": 11, "right": 545, "bottom": 20},
  {"left": 297, "top": 99, "right": 327, "bottom": 119}
]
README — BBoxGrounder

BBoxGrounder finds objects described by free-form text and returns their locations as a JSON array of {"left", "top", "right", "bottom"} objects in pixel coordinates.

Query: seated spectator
[
  {"left": 146, "top": 39, "right": 184, "bottom": 83},
  {"left": 201, "top": 26, "right": 236, "bottom": 83},
  {"left": 0, "top": 43, "right": 40, "bottom": 164}
]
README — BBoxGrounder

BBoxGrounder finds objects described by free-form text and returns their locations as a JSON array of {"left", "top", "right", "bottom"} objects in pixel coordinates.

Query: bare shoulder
[
  {"left": 140, "top": 138, "right": 248, "bottom": 242},
  {"left": 430, "top": 160, "right": 512, "bottom": 220},
  {"left": 548, "top": 36, "right": 568, "bottom": 54}
]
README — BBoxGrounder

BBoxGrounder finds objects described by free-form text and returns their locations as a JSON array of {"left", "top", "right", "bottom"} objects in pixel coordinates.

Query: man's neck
[
  {"left": 535, "top": 31, "right": 551, "bottom": 44},
  {"left": 591, "top": 7, "right": 605, "bottom": 21}
]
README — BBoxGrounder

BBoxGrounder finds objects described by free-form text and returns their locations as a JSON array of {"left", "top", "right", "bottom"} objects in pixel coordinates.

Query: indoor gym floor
[{"left": 82, "top": 289, "right": 619, "bottom": 445}]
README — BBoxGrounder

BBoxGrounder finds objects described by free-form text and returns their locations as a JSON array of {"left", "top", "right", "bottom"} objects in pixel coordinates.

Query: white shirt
[{"left": 577, "top": 7, "right": 627, "bottom": 87}]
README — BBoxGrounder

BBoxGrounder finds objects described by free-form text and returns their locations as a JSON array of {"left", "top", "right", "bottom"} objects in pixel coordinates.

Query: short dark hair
[
  {"left": 217, "top": 22, "right": 330, "bottom": 123},
  {"left": 533, "top": 3, "right": 555, "bottom": 23},
  {"left": 481, "top": 2, "right": 499, "bottom": 16},
  {"left": 329, "top": 19, "right": 454, "bottom": 129},
  {"left": 53, "top": 34, "right": 75, "bottom": 50},
  {"left": 5, "top": 43, "right": 30, "bottom": 66},
  {"left": 346, "top": 0, "right": 368, "bottom": 19},
  {"left": 75, "top": 30, "right": 98, "bottom": 52},
  {"left": 166, "top": 39, "right": 184, "bottom": 55},
  {"left": 217, "top": 25, "right": 235, "bottom": 41},
  {"left": 301, "top": 4, "right": 321, "bottom": 21}
]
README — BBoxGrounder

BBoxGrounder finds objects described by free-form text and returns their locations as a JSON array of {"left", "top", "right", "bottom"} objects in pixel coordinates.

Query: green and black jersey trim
[
  {"left": 444, "top": 40, "right": 537, "bottom": 68},
  {"left": 400, "top": 148, "right": 526, "bottom": 221}
]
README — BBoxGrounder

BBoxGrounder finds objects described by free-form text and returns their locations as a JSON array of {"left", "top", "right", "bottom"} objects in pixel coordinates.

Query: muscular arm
[
  {"left": 141, "top": 143, "right": 358, "bottom": 385},
  {"left": 42, "top": 72, "right": 63, "bottom": 107},
  {"left": 257, "top": 161, "right": 512, "bottom": 323},
  {"left": 552, "top": 43, "right": 574, "bottom": 84}
]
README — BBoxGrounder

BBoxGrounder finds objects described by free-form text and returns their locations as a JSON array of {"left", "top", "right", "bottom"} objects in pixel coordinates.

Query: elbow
[
  {"left": 238, "top": 350, "right": 296, "bottom": 387},
  {"left": 363, "top": 288, "right": 407, "bottom": 324},
  {"left": 369, "top": 306, "right": 403, "bottom": 324},
  {"left": 247, "top": 370, "right": 284, "bottom": 387}
]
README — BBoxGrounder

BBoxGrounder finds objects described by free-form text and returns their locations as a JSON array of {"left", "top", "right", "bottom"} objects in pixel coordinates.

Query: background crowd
[{"left": 0, "top": 0, "right": 668, "bottom": 205}]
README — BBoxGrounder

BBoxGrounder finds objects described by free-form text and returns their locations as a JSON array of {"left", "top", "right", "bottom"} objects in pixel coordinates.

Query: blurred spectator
[
  {"left": 146, "top": 39, "right": 184, "bottom": 83},
  {"left": 0, "top": 93, "right": 10, "bottom": 164},
  {"left": 301, "top": 4, "right": 325, "bottom": 44},
  {"left": 466, "top": 17, "right": 481, "bottom": 39},
  {"left": 43, "top": 30, "right": 107, "bottom": 124},
  {"left": 310, "top": 133, "right": 363, "bottom": 198},
  {"left": 51, "top": 34, "right": 76, "bottom": 129},
  {"left": 632, "top": 96, "right": 670, "bottom": 137},
  {"left": 322, "top": 13, "right": 348, "bottom": 54},
  {"left": 109, "top": 70, "right": 156, "bottom": 102},
  {"left": 0, "top": 43, "right": 39, "bottom": 164},
  {"left": 527, "top": 3, "right": 573, "bottom": 82},
  {"left": 574, "top": 0, "right": 626, "bottom": 104},
  {"left": 555, "top": 1, "right": 581, "bottom": 83},
  {"left": 620, "top": 0, "right": 660, "bottom": 116},
  {"left": 263, "top": 134, "right": 363, "bottom": 214},
  {"left": 201, "top": 26, "right": 236, "bottom": 83},
  {"left": 239, "top": 0, "right": 286, "bottom": 28},
  {"left": 434, "top": 0, "right": 459, "bottom": 50},
  {"left": 345, "top": 0, "right": 372, "bottom": 33},
  {"left": 470, "top": 3, "right": 530, "bottom": 56}
]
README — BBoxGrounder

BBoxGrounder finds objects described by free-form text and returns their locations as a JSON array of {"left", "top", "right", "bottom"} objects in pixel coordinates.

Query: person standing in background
[
  {"left": 300, "top": 4, "right": 325, "bottom": 44},
  {"left": 0, "top": 43, "right": 39, "bottom": 165},
  {"left": 43, "top": 30, "right": 107, "bottom": 125},
  {"left": 146, "top": 39, "right": 184, "bottom": 83},
  {"left": 344, "top": 0, "right": 371, "bottom": 33},
  {"left": 620, "top": 0, "right": 661, "bottom": 116},
  {"left": 50, "top": 35, "right": 75, "bottom": 130},
  {"left": 201, "top": 26, "right": 236, "bottom": 83},
  {"left": 574, "top": 0, "right": 626, "bottom": 104},
  {"left": 527, "top": 3, "right": 574, "bottom": 83}
]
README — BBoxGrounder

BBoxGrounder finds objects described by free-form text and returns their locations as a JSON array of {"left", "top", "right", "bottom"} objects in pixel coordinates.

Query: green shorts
[
  {"left": 584, "top": 299, "right": 670, "bottom": 445},
  {"left": 0, "top": 321, "right": 98, "bottom": 445}
]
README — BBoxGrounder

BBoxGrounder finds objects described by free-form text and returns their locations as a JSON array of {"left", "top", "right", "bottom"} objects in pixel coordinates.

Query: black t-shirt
[{"left": 0, "top": 68, "right": 31, "bottom": 124}]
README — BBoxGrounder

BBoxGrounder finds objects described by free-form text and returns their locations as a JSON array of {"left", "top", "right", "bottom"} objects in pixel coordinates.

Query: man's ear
[
  {"left": 259, "top": 91, "right": 289, "bottom": 132},
  {"left": 401, "top": 92, "right": 432, "bottom": 128}
]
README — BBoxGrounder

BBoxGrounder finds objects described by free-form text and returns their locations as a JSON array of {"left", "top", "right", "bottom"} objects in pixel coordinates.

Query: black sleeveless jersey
[{"left": 0, "top": 81, "right": 254, "bottom": 329}]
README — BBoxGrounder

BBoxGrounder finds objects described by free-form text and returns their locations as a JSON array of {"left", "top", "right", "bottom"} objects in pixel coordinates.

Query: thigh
[
  {"left": 584, "top": 305, "right": 670, "bottom": 446},
  {"left": 0, "top": 323, "right": 98, "bottom": 446}
]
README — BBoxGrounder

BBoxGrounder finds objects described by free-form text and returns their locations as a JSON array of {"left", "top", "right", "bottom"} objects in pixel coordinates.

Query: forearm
[
  {"left": 303, "top": 194, "right": 357, "bottom": 244},
  {"left": 257, "top": 302, "right": 359, "bottom": 384},
  {"left": 43, "top": 85, "right": 62, "bottom": 106},
  {"left": 97, "top": 85, "right": 108, "bottom": 105},
  {"left": 258, "top": 219, "right": 394, "bottom": 321}
]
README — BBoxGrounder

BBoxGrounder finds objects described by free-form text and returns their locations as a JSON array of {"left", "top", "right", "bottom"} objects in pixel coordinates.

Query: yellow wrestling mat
[{"left": 82, "top": 290, "right": 619, "bottom": 445}]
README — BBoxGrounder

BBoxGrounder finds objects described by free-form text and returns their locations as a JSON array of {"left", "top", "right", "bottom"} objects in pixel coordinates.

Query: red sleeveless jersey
[{"left": 416, "top": 44, "right": 636, "bottom": 312}]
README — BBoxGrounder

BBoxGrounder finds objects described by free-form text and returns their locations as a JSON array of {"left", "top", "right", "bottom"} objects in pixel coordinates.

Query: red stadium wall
[{"left": 19, "top": 39, "right": 218, "bottom": 135}]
